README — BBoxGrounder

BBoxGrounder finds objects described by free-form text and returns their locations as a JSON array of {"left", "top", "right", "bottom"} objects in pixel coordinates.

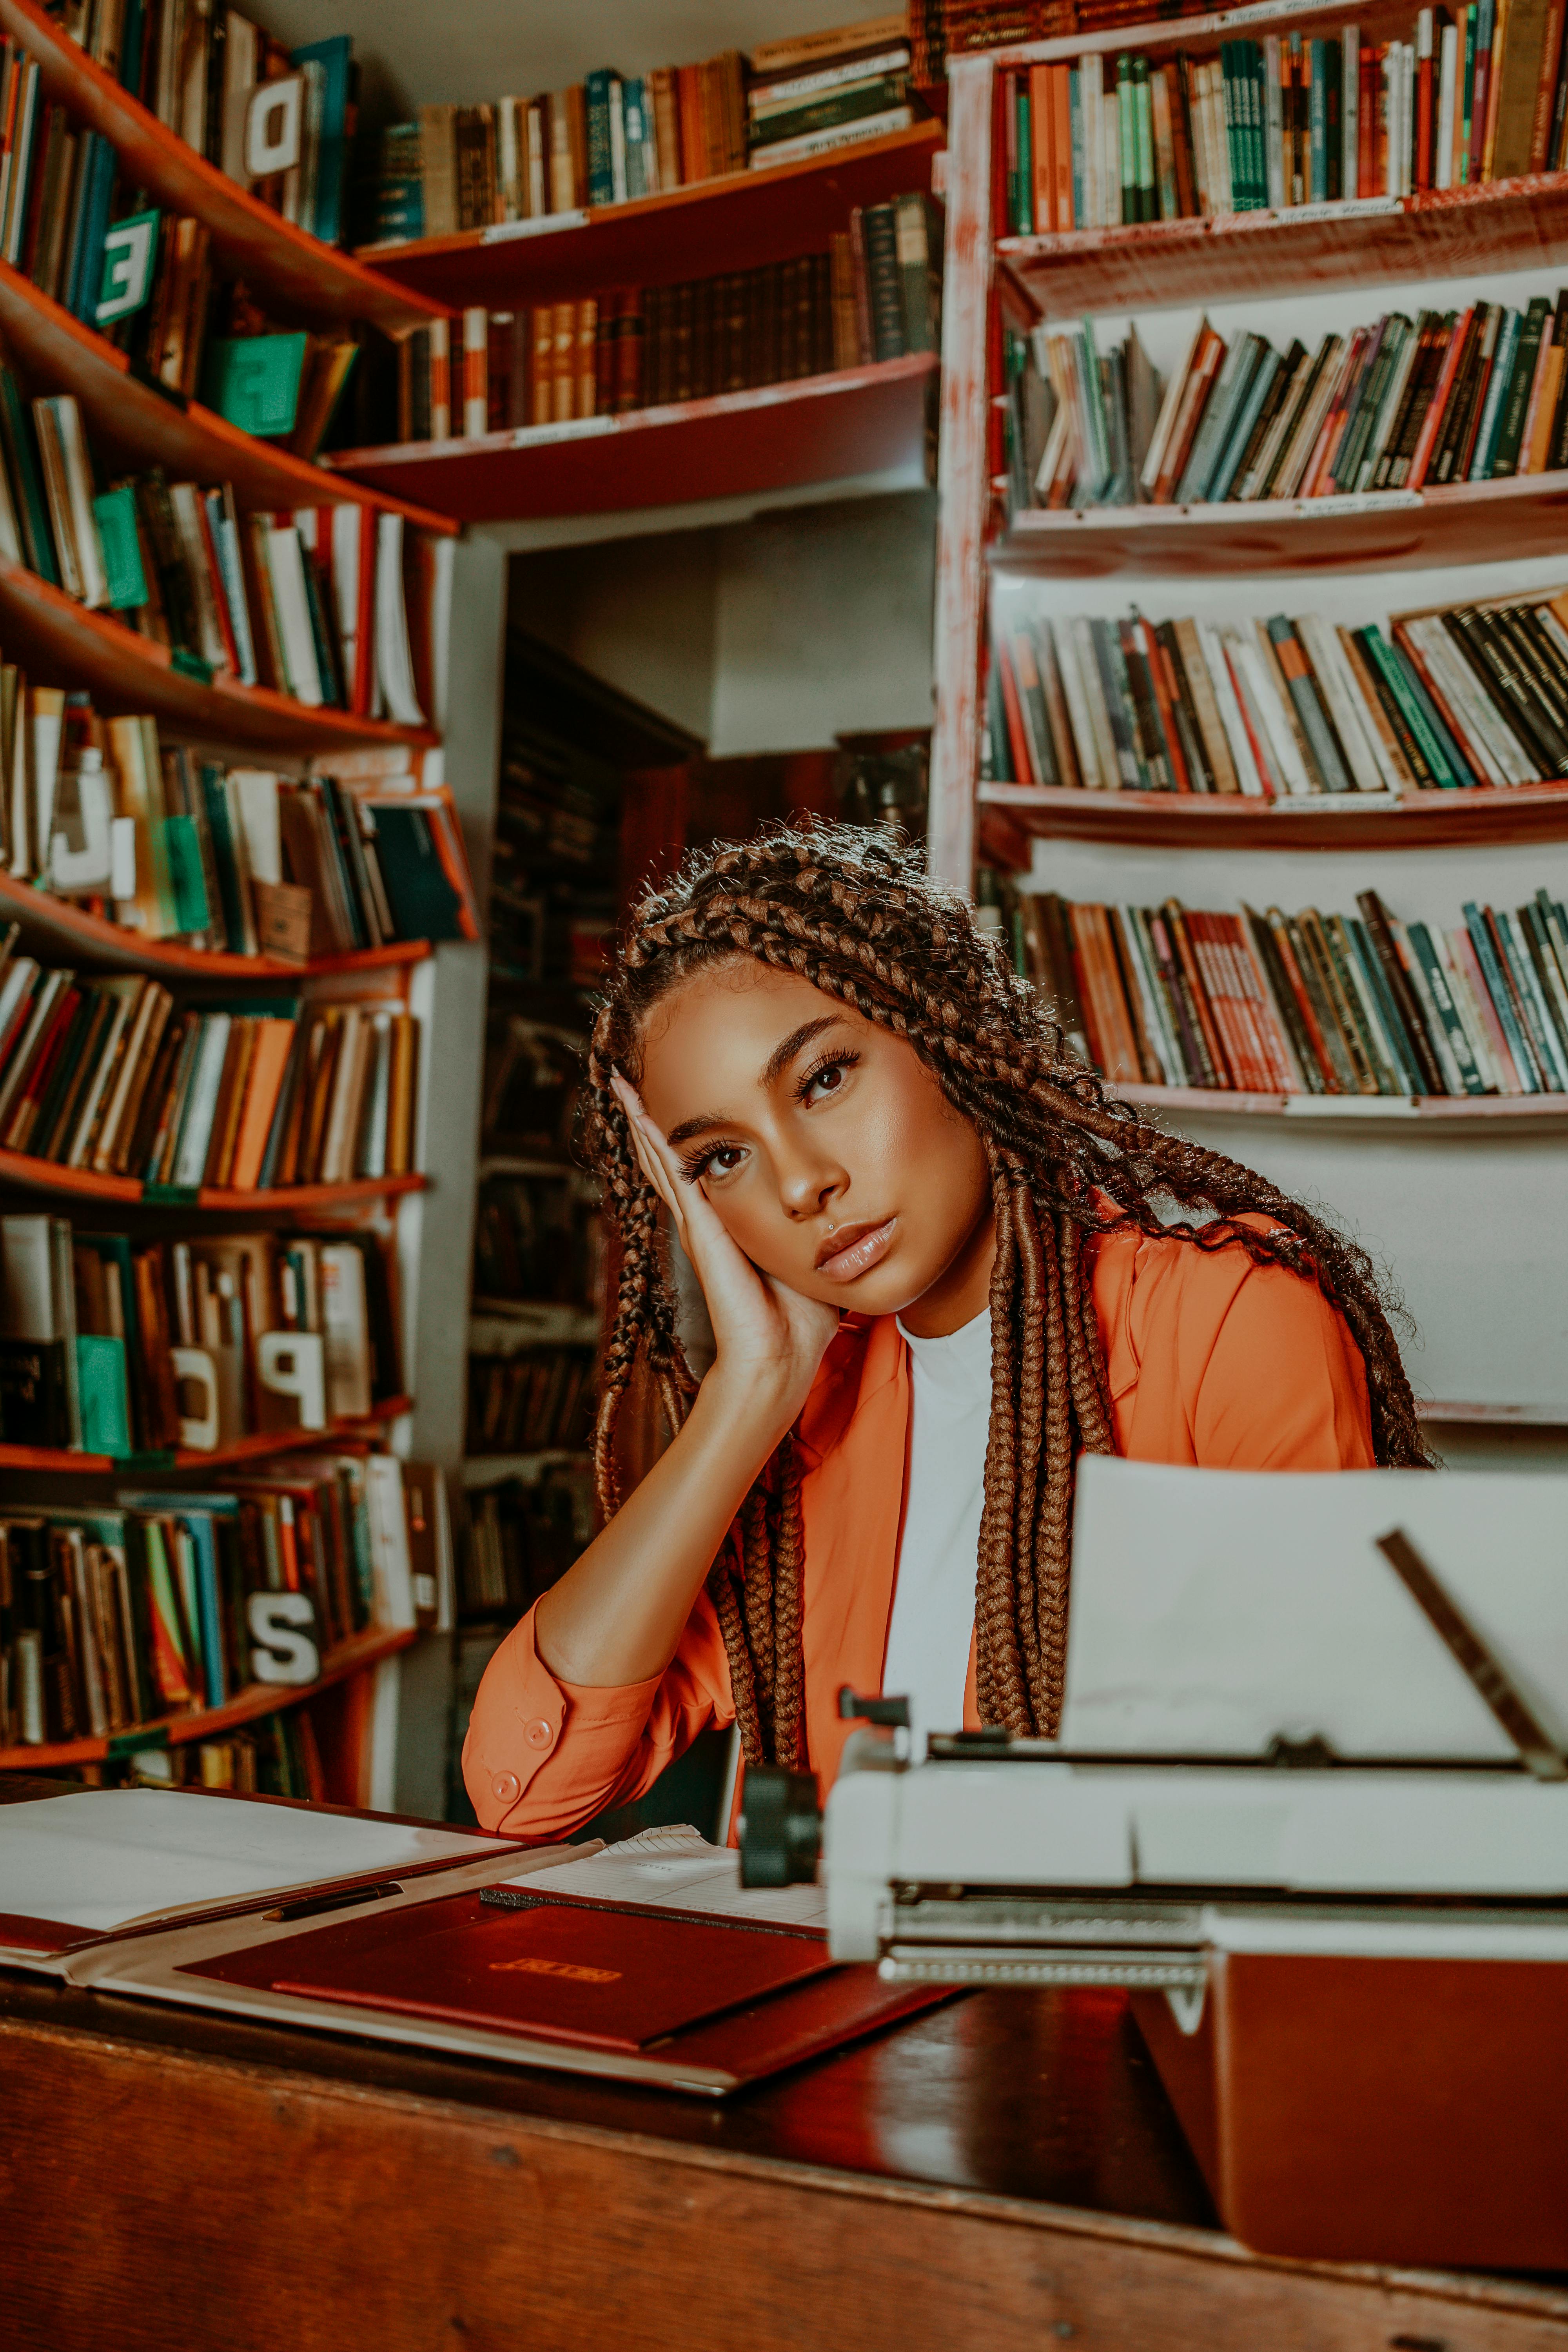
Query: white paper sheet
[
  {"left": 507, "top": 1823, "right": 829, "bottom": 1931},
  {"left": 1063, "top": 1458, "right": 1568, "bottom": 1761},
  {"left": 1, "top": 1788, "right": 505, "bottom": 1935}
]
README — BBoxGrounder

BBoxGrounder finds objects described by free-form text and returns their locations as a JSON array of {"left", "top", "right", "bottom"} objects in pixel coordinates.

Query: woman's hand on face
[{"left": 610, "top": 1072, "right": 839, "bottom": 1428}]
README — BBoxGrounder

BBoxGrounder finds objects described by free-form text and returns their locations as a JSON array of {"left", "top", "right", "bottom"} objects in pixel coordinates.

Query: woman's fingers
[{"left": 610, "top": 1073, "right": 693, "bottom": 1240}]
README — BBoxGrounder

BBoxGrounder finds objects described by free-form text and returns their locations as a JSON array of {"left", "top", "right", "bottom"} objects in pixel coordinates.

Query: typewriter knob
[{"left": 737, "top": 1766, "right": 822, "bottom": 1889}]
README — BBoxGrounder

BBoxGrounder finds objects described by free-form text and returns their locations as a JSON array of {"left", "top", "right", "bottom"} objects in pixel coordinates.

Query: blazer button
[
  {"left": 491, "top": 1770, "right": 521, "bottom": 1804},
  {"left": 524, "top": 1719, "right": 554, "bottom": 1751}
]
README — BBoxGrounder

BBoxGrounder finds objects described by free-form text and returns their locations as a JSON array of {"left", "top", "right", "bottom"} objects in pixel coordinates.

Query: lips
[{"left": 815, "top": 1217, "right": 897, "bottom": 1283}]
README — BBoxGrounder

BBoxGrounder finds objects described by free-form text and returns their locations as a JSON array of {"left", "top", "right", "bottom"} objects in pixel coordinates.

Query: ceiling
[{"left": 258, "top": 1, "right": 878, "bottom": 124}]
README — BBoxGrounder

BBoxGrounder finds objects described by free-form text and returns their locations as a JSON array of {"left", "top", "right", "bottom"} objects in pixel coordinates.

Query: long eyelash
[
  {"left": 678, "top": 1140, "right": 739, "bottom": 1183},
  {"left": 795, "top": 1047, "right": 861, "bottom": 1102}
]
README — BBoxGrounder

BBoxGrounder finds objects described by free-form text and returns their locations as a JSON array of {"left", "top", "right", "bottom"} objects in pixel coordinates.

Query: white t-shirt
[{"left": 882, "top": 1306, "right": 991, "bottom": 1745}]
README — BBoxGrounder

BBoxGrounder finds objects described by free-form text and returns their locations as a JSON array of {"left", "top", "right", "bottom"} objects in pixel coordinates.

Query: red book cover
[
  {"left": 1359, "top": 43, "right": 1377, "bottom": 195},
  {"left": 993, "top": 633, "right": 1033, "bottom": 782},
  {"left": 1052, "top": 64, "right": 1073, "bottom": 232},
  {"left": 1029, "top": 64, "right": 1053, "bottom": 230},
  {"left": 194, "top": 1889, "right": 836, "bottom": 2053},
  {"left": 1417, "top": 41, "right": 1434, "bottom": 187}
]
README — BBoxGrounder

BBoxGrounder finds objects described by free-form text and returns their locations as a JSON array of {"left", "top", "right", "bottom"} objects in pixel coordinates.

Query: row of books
[
  {"left": 53, "top": 6, "right": 358, "bottom": 245},
  {"left": 2, "top": 695, "right": 473, "bottom": 956},
  {"left": 393, "top": 204, "right": 939, "bottom": 442},
  {"left": 473, "top": 1171, "right": 597, "bottom": 1310},
  {"left": 1010, "top": 284, "right": 1568, "bottom": 515},
  {"left": 481, "top": 1019, "right": 587, "bottom": 1158},
  {"left": 0, "top": 369, "right": 428, "bottom": 720},
  {"left": 0, "top": 960, "right": 417, "bottom": 1198},
  {"left": 0, "top": 1212, "right": 400, "bottom": 1456},
  {"left": 986, "top": 581, "right": 1568, "bottom": 797},
  {"left": 1017, "top": 884, "right": 1568, "bottom": 1097},
  {"left": 466, "top": 1347, "right": 597, "bottom": 1458},
  {"left": 1000, "top": 7, "right": 1567, "bottom": 234},
  {"left": 361, "top": 13, "right": 914, "bottom": 244},
  {"left": 121, "top": 1709, "right": 324, "bottom": 1795},
  {"left": 0, "top": 1450, "right": 420, "bottom": 1750},
  {"left": 459, "top": 1466, "right": 592, "bottom": 1621}
]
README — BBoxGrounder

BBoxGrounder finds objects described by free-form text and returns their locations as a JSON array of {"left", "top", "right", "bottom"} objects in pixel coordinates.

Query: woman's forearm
[{"left": 532, "top": 1370, "right": 795, "bottom": 1687}]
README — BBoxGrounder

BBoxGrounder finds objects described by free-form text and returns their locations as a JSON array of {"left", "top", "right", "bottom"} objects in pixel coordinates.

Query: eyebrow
[{"left": 663, "top": 1016, "right": 846, "bottom": 1149}]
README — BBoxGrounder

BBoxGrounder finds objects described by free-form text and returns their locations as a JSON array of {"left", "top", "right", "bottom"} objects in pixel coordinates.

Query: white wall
[
  {"left": 506, "top": 489, "right": 938, "bottom": 755},
  {"left": 253, "top": 0, "right": 876, "bottom": 123}
]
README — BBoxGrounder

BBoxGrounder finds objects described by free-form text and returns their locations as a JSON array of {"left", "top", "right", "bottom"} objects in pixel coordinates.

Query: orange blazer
[{"left": 463, "top": 1212, "right": 1375, "bottom": 1839}]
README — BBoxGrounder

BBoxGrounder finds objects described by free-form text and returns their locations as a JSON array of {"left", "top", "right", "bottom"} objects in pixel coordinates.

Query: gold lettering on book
[{"left": 490, "top": 1957, "right": 621, "bottom": 1984}]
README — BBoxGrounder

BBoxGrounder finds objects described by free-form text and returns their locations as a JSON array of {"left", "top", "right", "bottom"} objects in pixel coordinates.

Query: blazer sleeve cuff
[{"left": 462, "top": 1602, "right": 664, "bottom": 1831}]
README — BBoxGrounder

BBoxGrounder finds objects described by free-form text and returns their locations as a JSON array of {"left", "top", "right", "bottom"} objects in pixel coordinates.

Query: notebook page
[
  {"left": 2, "top": 1788, "right": 505, "bottom": 1933},
  {"left": 508, "top": 1824, "right": 829, "bottom": 1931}
]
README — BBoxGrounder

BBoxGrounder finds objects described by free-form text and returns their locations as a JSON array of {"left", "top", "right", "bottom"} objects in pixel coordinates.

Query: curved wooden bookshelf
[
  {"left": 0, "top": 1395, "right": 414, "bottom": 1477},
  {"left": 0, "top": 878, "right": 432, "bottom": 978},
  {"left": 0, "top": 1623, "right": 416, "bottom": 1770},
  {"left": 1112, "top": 1082, "right": 1568, "bottom": 1123},
  {"left": 991, "top": 470, "right": 1568, "bottom": 578},
  {"left": 999, "top": 172, "right": 1568, "bottom": 320},
  {"left": 328, "top": 352, "right": 940, "bottom": 524},
  {"left": 0, "top": 0, "right": 443, "bottom": 335},
  {"left": 979, "top": 779, "right": 1568, "bottom": 848},
  {"left": 363, "top": 121, "right": 946, "bottom": 309},
  {"left": 0, "top": 1151, "right": 425, "bottom": 1210},
  {"left": 0, "top": 555, "right": 438, "bottom": 755},
  {"left": 0, "top": 261, "right": 457, "bottom": 534}
]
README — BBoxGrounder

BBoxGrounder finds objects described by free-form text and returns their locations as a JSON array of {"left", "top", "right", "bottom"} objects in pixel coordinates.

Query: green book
[
  {"left": 0, "top": 367, "right": 58, "bottom": 584},
  {"left": 1132, "top": 56, "right": 1156, "bottom": 222},
  {"left": 1015, "top": 71, "right": 1033, "bottom": 232},
  {"left": 1117, "top": 54, "right": 1136, "bottom": 223},
  {"left": 91, "top": 483, "right": 150, "bottom": 609},
  {"left": 200, "top": 332, "right": 309, "bottom": 439},
  {"left": 76, "top": 1333, "right": 132, "bottom": 1456},
  {"left": 1360, "top": 628, "right": 1463, "bottom": 787},
  {"left": 159, "top": 815, "right": 212, "bottom": 935},
  {"left": 1491, "top": 298, "right": 1550, "bottom": 478}
]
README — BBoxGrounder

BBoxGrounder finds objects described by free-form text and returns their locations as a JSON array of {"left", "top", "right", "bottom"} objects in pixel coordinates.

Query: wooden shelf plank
[
  {"left": 0, "top": 0, "right": 442, "bottom": 334},
  {"left": 326, "top": 353, "right": 940, "bottom": 523},
  {"left": 980, "top": 779, "right": 1568, "bottom": 848},
  {"left": 0, "top": 554, "right": 438, "bottom": 755},
  {"left": 0, "top": 1624, "right": 416, "bottom": 1769},
  {"left": 0, "top": 1151, "right": 425, "bottom": 1210},
  {"left": 1112, "top": 1082, "right": 1568, "bottom": 1123},
  {"left": 0, "top": 878, "right": 432, "bottom": 979},
  {"left": 360, "top": 123, "right": 946, "bottom": 309},
  {"left": 0, "top": 261, "right": 458, "bottom": 533},
  {"left": 1000, "top": 174, "right": 1568, "bottom": 319},
  {"left": 991, "top": 471, "right": 1568, "bottom": 577},
  {"left": 0, "top": 1396, "right": 414, "bottom": 1475}
]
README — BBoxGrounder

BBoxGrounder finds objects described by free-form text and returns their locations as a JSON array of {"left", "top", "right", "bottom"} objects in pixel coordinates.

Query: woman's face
[{"left": 635, "top": 962, "right": 995, "bottom": 1331}]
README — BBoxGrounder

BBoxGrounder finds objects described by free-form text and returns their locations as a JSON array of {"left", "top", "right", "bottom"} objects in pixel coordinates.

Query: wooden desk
[{"left": 5, "top": 1963, "right": 1568, "bottom": 2352}]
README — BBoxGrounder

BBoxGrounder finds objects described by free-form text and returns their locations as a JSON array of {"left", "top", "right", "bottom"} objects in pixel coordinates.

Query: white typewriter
[{"left": 741, "top": 1457, "right": 1568, "bottom": 2270}]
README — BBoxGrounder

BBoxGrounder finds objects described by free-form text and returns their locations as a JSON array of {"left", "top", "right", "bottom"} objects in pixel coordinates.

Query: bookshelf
[
  {"left": 329, "top": 354, "right": 941, "bottom": 526},
  {"left": 0, "top": 18, "right": 498, "bottom": 1814},
  {"left": 0, "top": 259, "right": 457, "bottom": 530},
  {"left": 0, "top": 556, "right": 442, "bottom": 754},
  {"left": 928, "top": 15, "right": 1568, "bottom": 1441},
  {"left": 361, "top": 120, "right": 947, "bottom": 307},
  {"left": 0, "top": 0, "right": 442, "bottom": 332},
  {"left": 0, "top": 1623, "right": 414, "bottom": 1777}
]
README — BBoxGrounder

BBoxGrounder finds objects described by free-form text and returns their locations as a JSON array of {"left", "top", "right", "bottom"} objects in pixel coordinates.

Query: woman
[{"left": 465, "top": 826, "right": 1428, "bottom": 1837}]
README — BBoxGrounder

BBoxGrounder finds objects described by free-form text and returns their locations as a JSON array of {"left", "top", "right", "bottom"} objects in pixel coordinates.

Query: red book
[
  {"left": 1029, "top": 64, "right": 1053, "bottom": 230},
  {"left": 352, "top": 507, "right": 376, "bottom": 717},
  {"left": 1359, "top": 42, "right": 1377, "bottom": 196},
  {"left": 992, "top": 634, "right": 1033, "bottom": 783},
  {"left": 1052, "top": 64, "right": 1074, "bottom": 230}
]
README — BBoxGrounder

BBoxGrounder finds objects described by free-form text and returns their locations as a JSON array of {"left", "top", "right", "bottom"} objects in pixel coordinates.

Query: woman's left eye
[{"left": 800, "top": 1054, "right": 858, "bottom": 1105}]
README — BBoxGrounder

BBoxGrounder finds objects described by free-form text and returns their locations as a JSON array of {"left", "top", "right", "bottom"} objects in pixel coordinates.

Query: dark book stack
[
  {"left": 1009, "top": 281, "right": 1568, "bottom": 514},
  {"left": 473, "top": 1170, "right": 599, "bottom": 1309},
  {"left": 1008, "top": 880, "right": 1568, "bottom": 1096},
  {"left": 986, "top": 582, "right": 1568, "bottom": 797},
  {"left": 0, "top": 1463, "right": 380, "bottom": 1748},
  {"left": 464, "top": 1347, "right": 597, "bottom": 1457},
  {"left": 0, "top": 1213, "right": 401, "bottom": 1455},
  {"left": 458, "top": 1464, "right": 593, "bottom": 1621},
  {"left": 393, "top": 200, "right": 939, "bottom": 443}
]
